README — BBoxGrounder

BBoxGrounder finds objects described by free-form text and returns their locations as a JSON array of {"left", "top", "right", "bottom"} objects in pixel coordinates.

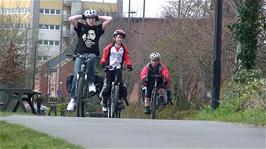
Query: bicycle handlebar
[
  {"left": 104, "top": 65, "right": 131, "bottom": 71},
  {"left": 65, "top": 54, "right": 101, "bottom": 60},
  {"left": 145, "top": 74, "right": 166, "bottom": 83}
]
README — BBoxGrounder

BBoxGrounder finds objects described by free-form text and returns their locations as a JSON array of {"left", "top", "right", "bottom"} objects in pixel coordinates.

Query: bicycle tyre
[
  {"left": 110, "top": 85, "right": 119, "bottom": 118},
  {"left": 108, "top": 85, "right": 114, "bottom": 118},
  {"left": 151, "top": 89, "right": 158, "bottom": 119},
  {"left": 76, "top": 77, "right": 84, "bottom": 117}
]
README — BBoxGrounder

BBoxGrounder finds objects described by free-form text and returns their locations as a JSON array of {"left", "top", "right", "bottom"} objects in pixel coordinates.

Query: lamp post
[{"left": 32, "top": 41, "right": 37, "bottom": 90}]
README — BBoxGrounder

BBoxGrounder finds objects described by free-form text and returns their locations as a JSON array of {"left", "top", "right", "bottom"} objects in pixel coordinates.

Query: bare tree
[
  {"left": 159, "top": 0, "right": 237, "bottom": 109},
  {"left": 0, "top": 7, "right": 33, "bottom": 88}
]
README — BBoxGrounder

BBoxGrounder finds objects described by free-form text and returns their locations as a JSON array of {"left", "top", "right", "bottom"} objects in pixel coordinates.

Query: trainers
[
  {"left": 144, "top": 106, "right": 151, "bottom": 115},
  {"left": 89, "top": 83, "right": 96, "bottom": 93},
  {"left": 67, "top": 98, "right": 76, "bottom": 111}
]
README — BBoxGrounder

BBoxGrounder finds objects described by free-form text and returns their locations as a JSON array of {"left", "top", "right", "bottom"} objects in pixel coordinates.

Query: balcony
[{"left": 64, "top": 0, "right": 72, "bottom": 6}]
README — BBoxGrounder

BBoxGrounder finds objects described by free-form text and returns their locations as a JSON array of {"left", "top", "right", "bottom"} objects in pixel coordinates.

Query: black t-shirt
[{"left": 74, "top": 22, "right": 104, "bottom": 56}]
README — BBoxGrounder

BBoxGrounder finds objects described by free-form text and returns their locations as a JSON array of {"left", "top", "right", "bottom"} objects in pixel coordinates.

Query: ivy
[{"left": 228, "top": 0, "right": 264, "bottom": 70}]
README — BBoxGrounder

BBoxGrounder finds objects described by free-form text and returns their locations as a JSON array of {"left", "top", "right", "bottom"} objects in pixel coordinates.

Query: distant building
[{"left": 0, "top": 0, "right": 120, "bottom": 97}]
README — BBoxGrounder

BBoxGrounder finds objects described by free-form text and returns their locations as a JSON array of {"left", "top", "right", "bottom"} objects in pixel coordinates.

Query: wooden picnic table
[{"left": 0, "top": 88, "right": 41, "bottom": 114}]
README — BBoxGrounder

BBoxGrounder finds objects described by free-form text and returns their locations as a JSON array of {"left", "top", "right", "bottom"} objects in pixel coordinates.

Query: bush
[{"left": 222, "top": 69, "right": 266, "bottom": 112}]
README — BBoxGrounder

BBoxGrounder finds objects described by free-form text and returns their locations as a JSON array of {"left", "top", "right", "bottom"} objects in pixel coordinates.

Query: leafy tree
[{"left": 229, "top": 0, "right": 265, "bottom": 70}]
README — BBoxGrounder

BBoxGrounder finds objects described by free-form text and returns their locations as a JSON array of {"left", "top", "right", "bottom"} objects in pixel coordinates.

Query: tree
[
  {"left": 0, "top": 43, "right": 23, "bottom": 87},
  {"left": 160, "top": 0, "right": 237, "bottom": 109},
  {"left": 228, "top": 0, "right": 265, "bottom": 70},
  {"left": 0, "top": 6, "right": 34, "bottom": 88}
]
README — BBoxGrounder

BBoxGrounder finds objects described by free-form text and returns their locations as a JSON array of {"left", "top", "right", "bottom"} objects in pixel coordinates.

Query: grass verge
[{"left": 0, "top": 121, "right": 84, "bottom": 149}]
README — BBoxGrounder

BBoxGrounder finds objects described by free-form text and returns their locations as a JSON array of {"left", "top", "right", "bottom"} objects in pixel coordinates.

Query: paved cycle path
[{"left": 1, "top": 115, "right": 265, "bottom": 149}]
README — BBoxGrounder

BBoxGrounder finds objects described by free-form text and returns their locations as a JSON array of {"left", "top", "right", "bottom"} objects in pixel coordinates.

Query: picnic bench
[{"left": 0, "top": 88, "right": 41, "bottom": 114}]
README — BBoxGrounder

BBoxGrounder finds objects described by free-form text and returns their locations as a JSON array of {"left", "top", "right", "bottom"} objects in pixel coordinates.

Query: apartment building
[{"left": 0, "top": 0, "right": 121, "bottom": 97}]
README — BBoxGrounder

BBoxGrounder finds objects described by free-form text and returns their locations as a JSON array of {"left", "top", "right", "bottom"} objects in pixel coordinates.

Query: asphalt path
[{"left": 1, "top": 115, "right": 265, "bottom": 149}]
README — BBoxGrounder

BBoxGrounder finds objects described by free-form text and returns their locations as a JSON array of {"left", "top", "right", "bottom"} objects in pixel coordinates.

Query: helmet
[
  {"left": 149, "top": 52, "right": 161, "bottom": 60},
  {"left": 83, "top": 9, "right": 97, "bottom": 17},
  {"left": 113, "top": 29, "right": 126, "bottom": 38}
]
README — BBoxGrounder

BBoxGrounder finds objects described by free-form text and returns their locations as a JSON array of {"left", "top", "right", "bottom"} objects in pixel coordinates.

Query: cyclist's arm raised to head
[
  {"left": 99, "top": 16, "right": 113, "bottom": 30},
  {"left": 69, "top": 14, "right": 83, "bottom": 28}
]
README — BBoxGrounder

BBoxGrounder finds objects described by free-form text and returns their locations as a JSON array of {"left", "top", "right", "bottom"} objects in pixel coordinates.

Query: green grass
[
  {"left": 193, "top": 107, "right": 266, "bottom": 126},
  {"left": 122, "top": 104, "right": 196, "bottom": 120},
  {"left": 0, "top": 121, "right": 84, "bottom": 149},
  {"left": 0, "top": 112, "right": 32, "bottom": 117},
  {"left": 122, "top": 104, "right": 266, "bottom": 126}
]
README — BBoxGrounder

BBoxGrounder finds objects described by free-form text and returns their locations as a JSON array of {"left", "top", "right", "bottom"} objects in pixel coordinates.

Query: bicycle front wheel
[
  {"left": 109, "top": 85, "right": 119, "bottom": 118},
  {"left": 76, "top": 77, "right": 85, "bottom": 117},
  {"left": 151, "top": 89, "right": 158, "bottom": 119}
]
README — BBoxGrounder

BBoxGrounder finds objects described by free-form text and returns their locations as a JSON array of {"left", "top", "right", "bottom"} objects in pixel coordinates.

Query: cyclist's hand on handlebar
[{"left": 127, "top": 65, "right": 133, "bottom": 71}]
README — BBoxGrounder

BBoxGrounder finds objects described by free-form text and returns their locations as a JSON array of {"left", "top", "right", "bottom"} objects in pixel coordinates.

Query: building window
[
  {"left": 55, "top": 25, "right": 60, "bottom": 30},
  {"left": 50, "top": 25, "right": 55, "bottom": 30},
  {"left": 37, "top": 55, "right": 48, "bottom": 61},
  {"left": 40, "top": 9, "right": 44, "bottom": 13},
  {"left": 51, "top": 9, "right": 55, "bottom": 14},
  {"left": 49, "top": 41, "right": 54, "bottom": 45},
  {"left": 43, "top": 40, "right": 48, "bottom": 45},
  {"left": 56, "top": 10, "right": 60, "bottom": 14},
  {"left": 55, "top": 41, "right": 59, "bottom": 45},
  {"left": 44, "top": 9, "right": 49, "bottom": 14}
]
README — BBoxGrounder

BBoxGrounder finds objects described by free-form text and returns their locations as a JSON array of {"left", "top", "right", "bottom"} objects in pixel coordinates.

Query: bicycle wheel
[
  {"left": 76, "top": 77, "right": 84, "bottom": 117},
  {"left": 109, "top": 85, "right": 119, "bottom": 118},
  {"left": 151, "top": 89, "right": 158, "bottom": 119}
]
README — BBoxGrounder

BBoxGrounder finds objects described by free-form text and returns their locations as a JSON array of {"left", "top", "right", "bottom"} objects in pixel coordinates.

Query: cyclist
[
  {"left": 140, "top": 52, "right": 172, "bottom": 115},
  {"left": 100, "top": 29, "right": 133, "bottom": 112},
  {"left": 67, "top": 9, "right": 112, "bottom": 111}
]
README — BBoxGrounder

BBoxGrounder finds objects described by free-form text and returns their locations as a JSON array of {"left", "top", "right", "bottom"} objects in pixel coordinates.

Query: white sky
[{"left": 81, "top": 0, "right": 168, "bottom": 18}]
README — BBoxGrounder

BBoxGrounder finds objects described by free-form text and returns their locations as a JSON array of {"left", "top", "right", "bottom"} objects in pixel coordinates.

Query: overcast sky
[{"left": 82, "top": 0, "right": 169, "bottom": 18}]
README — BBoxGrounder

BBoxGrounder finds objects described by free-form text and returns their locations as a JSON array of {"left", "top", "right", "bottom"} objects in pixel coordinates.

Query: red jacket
[
  {"left": 140, "top": 63, "right": 171, "bottom": 88},
  {"left": 100, "top": 43, "right": 132, "bottom": 66}
]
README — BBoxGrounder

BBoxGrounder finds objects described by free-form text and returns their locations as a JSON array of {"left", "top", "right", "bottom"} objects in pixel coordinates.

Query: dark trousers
[{"left": 100, "top": 69, "right": 123, "bottom": 102}]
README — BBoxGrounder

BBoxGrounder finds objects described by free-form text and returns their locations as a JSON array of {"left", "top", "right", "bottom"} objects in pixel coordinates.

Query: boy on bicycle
[
  {"left": 67, "top": 9, "right": 112, "bottom": 111},
  {"left": 140, "top": 52, "right": 172, "bottom": 115},
  {"left": 100, "top": 29, "right": 133, "bottom": 112}
]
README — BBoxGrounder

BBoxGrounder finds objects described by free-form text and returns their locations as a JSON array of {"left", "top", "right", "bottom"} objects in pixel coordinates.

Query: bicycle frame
[
  {"left": 66, "top": 54, "right": 99, "bottom": 117},
  {"left": 75, "top": 55, "right": 89, "bottom": 117}
]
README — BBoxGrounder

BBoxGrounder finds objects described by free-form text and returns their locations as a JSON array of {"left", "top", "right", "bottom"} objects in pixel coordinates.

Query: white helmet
[
  {"left": 149, "top": 52, "right": 161, "bottom": 60},
  {"left": 113, "top": 29, "right": 126, "bottom": 38},
  {"left": 84, "top": 9, "right": 97, "bottom": 17}
]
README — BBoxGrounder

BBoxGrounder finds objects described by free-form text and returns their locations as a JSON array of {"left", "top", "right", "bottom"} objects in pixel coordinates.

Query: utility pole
[
  {"left": 212, "top": 0, "right": 223, "bottom": 110},
  {"left": 127, "top": 0, "right": 131, "bottom": 31},
  {"left": 178, "top": 0, "right": 182, "bottom": 18},
  {"left": 58, "top": 1, "right": 64, "bottom": 98},
  {"left": 142, "top": 0, "right": 145, "bottom": 33}
]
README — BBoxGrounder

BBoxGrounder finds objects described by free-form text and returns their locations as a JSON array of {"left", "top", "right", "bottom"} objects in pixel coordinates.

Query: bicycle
[
  {"left": 145, "top": 74, "right": 166, "bottom": 119},
  {"left": 66, "top": 54, "right": 103, "bottom": 117},
  {"left": 105, "top": 66, "right": 130, "bottom": 118}
]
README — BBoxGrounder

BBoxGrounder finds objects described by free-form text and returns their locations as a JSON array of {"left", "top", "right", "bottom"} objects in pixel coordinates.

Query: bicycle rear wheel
[{"left": 151, "top": 89, "right": 158, "bottom": 119}]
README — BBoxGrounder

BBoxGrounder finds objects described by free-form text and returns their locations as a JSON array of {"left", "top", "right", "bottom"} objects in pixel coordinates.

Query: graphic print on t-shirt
[{"left": 82, "top": 29, "right": 96, "bottom": 48}]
